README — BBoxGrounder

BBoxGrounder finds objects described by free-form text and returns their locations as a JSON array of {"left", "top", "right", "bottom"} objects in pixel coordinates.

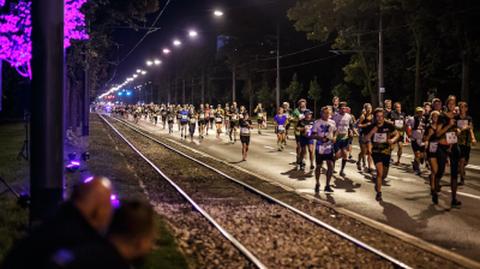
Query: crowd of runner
[{"left": 108, "top": 94, "right": 476, "bottom": 207}]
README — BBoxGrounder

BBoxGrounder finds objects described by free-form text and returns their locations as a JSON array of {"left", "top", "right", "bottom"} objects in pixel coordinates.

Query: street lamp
[
  {"left": 162, "top": 48, "right": 171, "bottom": 54},
  {"left": 146, "top": 60, "right": 153, "bottom": 66},
  {"left": 136, "top": 69, "right": 141, "bottom": 73},
  {"left": 173, "top": 39, "right": 182, "bottom": 47},
  {"left": 133, "top": 74, "right": 138, "bottom": 78},
  {"left": 213, "top": 9, "right": 224, "bottom": 17},
  {"left": 141, "top": 70, "right": 147, "bottom": 75},
  {"left": 188, "top": 30, "right": 198, "bottom": 38},
  {"left": 154, "top": 59, "right": 162, "bottom": 65}
]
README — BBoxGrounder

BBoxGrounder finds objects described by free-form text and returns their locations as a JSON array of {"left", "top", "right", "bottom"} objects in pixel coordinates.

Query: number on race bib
[
  {"left": 240, "top": 127, "right": 250, "bottom": 135},
  {"left": 457, "top": 120, "right": 468, "bottom": 129},
  {"left": 429, "top": 142, "right": 438, "bottom": 153},
  {"left": 216, "top": 117, "right": 222, "bottom": 122},
  {"left": 446, "top": 132, "right": 458, "bottom": 144},
  {"left": 277, "top": 125, "right": 285, "bottom": 131},
  {"left": 181, "top": 115, "right": 188, "bottom": 119},
  {"left": 412, "top": 130, "right": 423, "bottom": 140},
  {"left": 373, "top": 133, "right": 387, "bottom": 143},
  {"left": 395, "top": 120, "right": 404, "bottom": 128},
  {"left": 200, "top": 114, "right": 205, "bottom": 119},
  {"left": 317, "top": 143, "right": 332, "bottom": 154}
]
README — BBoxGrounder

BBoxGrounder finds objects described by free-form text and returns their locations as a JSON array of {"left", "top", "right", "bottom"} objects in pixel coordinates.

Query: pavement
[{"left": 121, "top": 116, "right": 480, "bottom": 262}]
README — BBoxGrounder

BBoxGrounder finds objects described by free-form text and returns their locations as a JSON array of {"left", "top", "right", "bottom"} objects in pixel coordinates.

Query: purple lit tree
[{"left": 0, "top": 0, "right": 89, "bottom": 79}]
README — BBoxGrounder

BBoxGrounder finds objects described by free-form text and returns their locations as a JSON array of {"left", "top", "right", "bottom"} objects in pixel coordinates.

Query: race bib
[
  {"left": 199, "top": 114, "right": 205, "bottom": 119},
  {"left": 446, "top": 132, "right": 457, "bottom": 144},
  {"left": 429, "top": 142, "right": 438, "bottom": 153},
  {"left": 258, "top": 113, "right": 264, "bottom": 117},
  {"left": 395, "top": 120, "right": 404, "bottom": 128},
  {"left": 216, "top": 117, "right": 222, "bottom": 122},
  {"left": 338, "top": 125, "right": 348, "bottom": 134},
  {"left": 181, "top": 114, "right": 188, "bottom": 120},
  {"left": 457, "top": 120, "right": 468, "bottom": 129},
  {"left": 373, "top": 133, "right": 387, "bottom": 143},
  {"left": 317, "top": 143, "right": 333, "bottom": 154},
  {"left": 240, "top": 127, "right": 250, "bottom": 135},
  {"left": 277, "top": 125, "right": 285, "bottom": 131},
  {"left": 412, "top": 129, "right": 423, "bottom": 140}
]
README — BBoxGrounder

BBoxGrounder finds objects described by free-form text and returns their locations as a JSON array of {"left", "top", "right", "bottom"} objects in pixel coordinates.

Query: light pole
[
  {"left": 378, "top": 13, "right": 384, "bottom": 108},
  {"left": 275, "top": 24, "right": 280, "bottom": 109}
]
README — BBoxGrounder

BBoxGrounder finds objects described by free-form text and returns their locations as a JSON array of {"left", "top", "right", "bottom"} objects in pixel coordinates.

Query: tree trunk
[
  {"left": 461, "top": 49, "right": 470, "bottom": 102},
  {"left": 248, "top": 76, "right": 253, "bottom": 114},
  {"left": 413, "top": 30, "right": 422, "bottom": 107}
]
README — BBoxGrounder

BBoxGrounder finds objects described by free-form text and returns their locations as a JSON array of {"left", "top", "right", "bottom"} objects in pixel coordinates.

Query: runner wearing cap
[{"left": 296, "top": 109, "right": 315, "bottom": 170}]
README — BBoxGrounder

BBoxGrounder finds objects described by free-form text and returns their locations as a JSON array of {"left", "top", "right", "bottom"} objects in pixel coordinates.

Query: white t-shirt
[
  {"left": 332, "top": 113, "right": 353, "bottom": 135},
  {"left": 313, "top": 119, "right": 336, "bottom": 154}
]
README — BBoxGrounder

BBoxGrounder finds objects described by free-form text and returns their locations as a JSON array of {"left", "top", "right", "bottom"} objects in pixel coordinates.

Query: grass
[{"left": 0, "top": 123, "right": 29, "bottom": 263}]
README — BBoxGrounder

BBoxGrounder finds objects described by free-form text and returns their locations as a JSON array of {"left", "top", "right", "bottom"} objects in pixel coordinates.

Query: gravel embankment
[
  {"left": 109, "top": 118, "right": 394, "bottom": 269},
  {"left": 111, "top": 116, "right": 466, "bottom": 269},
  {"left": 94, "top": 116, "right": 253, "bottom": 269}
]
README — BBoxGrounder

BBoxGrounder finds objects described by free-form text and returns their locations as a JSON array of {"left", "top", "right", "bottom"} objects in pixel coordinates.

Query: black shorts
[
  {"left": 198, "top": 119, "right": 206, "bottom": 125},
  {"left": 315, "top": 152, "right": 334, "bottom": 164},
  {"left": 295, "top": 135, "right": 300, "bottom": 143},
  {"left": 459, "top": 145, "right": 471, "bottom": 162},
  {"left": 411, "top": 141, "right": 425, "bottom": 153},
  {"left": 257, "top": 118, "right": 265, "bottom": 124},
  {"left": 372, "top": 153, "right": 391, "bottom": 167},
  {"left": 230, "top": 121, "right": 239, "bottom": 128},
  {"left": 334, "top": 138, "right": 349, "bottom": 152},
  {"left": 240, "top": 135, "right": 250, "bottom": 145}
]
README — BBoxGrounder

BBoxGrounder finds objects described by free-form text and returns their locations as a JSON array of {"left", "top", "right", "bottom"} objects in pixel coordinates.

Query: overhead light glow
[
  {"left": 141, "top": 70, "right": 147, "bottom": 75},
  {"left": 136, "top": 69, "right": 141, "bottom": 73},
  {"left": 133, "top": 74, "right": 138, "bottom": 78},
  {"left": 173, "top": 39, "right": 182, "bottom": 46},
  {"left": 188, "top": 30, "right": 198, "bottom": 38},
  {"left": 214, "top": 9, "right": 224, "bottom": 17},
  {"left": 163, "top": 48, "right": 171, "bottom": 54},
  {"left": 146, "top": 60, "right": 153, "bottom": 66},
  {"left": 154, "top": 59, "right": 161, "bottom": 65}
]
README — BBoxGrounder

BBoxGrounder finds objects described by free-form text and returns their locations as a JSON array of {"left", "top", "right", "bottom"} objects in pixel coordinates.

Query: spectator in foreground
[{"left": 2, "top": 176, "right": 114, "bottom": 269}]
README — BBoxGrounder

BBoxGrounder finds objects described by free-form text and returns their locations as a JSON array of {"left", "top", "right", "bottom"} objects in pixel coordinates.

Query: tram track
[{"left": 99, "top": 113, "right": 414, "bottom": 269}]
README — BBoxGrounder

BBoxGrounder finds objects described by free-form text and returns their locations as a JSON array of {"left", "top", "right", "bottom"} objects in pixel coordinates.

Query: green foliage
[
  {"left": 332, "top": 83, "right": 351, "bottom": 101},
  {"left": 257, "top": 80, "right": 274, "bottom": 106},
  {"left": 308, "top": 76, "right": 322, "bottom": 101},
  {"left": 285, "top": 73, "right": 303, "bottom": 104}
]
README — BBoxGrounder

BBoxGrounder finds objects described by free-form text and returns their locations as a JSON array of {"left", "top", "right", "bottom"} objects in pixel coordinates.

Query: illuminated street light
[
  {"left": 213, "top": 9, "right": 224, "bottom": 17},
  {"left": 141, "top": 70, "right": 147, "bottom": 75},
  {"left": 133, "top": 74, "right": 138, "bottom": 78},
  {"left": 146, "top": 60, "right": 153, "bottom": 66},
  {"left": 154, "top": 59, "right": 162, "bottom": 65},
  {"left": 136, "top": 69, "right": 141, "bottom": 73},
  {"left": 163, "top": 48, "right": 171, "bottom": 54},
  {"left": 173, "top": 39, "right": 182, "bottom": 47},
  {"left": 188, "top": 30, "right": 198, "bottom": 38}
]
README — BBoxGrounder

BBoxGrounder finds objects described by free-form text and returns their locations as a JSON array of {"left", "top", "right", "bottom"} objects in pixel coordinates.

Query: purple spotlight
[
  {"left": 83, "top": 176, "right": 94, "bottom": 183},
  {"left": 110, "top": 194, "right": 120, "bottom": 208}
]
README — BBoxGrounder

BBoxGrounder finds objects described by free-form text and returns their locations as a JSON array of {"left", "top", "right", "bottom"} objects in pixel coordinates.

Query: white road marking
[
  {"left": 289, "top": 152, "right": 297, "bottom": 156},
  {"left": 467, "top": 164, "right": 480, "bottom": 171},
  {"left": 264, "top": 145, "right": 275, "bottom": 150},
  {"left": 447, "top": 190, "right": 480, "bottom": 200}
]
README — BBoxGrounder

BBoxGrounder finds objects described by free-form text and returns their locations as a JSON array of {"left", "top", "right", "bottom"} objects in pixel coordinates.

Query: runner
[
  {"left": 214, "top": 104, "right": 224, "bottom": 139},
  {"left": 436, "top": 95, "right": 461, "bottom": 207},
  {"left": 282, "top": 102, "right": 292, "bottom": 142},
  {"left": 239, "top": 113, "right": 253, "bottom": 161},
  {"left": 224, "top": 103, "right": 231, "bottom": 136},
  {"left": 357, "top": 103, "right": 374, "bottom": 172},
  {"left": 160, "top": 105, "right": 168, "bottom": 129},
  {"left": 254, "top": 103, "right": 266, "bottom": 135},
  {"left": 176, "top": 105, "right": 182, "bottom": 132},
  {"left": 424, "top": 110, "right": 441, "bottom": 204},
  {"left": 389, "top": 102, "right": 406, "bottom": 165},
  {"left": 311, "top": 106, "right": 337, "bottom": 193},
  {"left": 273, "top": 107, "right": 288, "bottom": 151},
  {"left": 346, "top": 106, "right": 356, "bottom": 160},
  {"left": 332, "top": 96, "right": 340, "bottom": 114},
  {"left": 456, "top": 101, "right": 476, "bottom": 186},
  {"left": 365, "top": 108, "right": 400, "bottom": 201},
  {"left": 384, "top": 99, "right": 393, "bottom": 118},
  {"left": 332, "top": 102, "right": 354, "bottom": 177},
  {"left": 197, "top": 104, "right": 206, "bottom": 140},
  {"left": 408, "top": 107, "right": 426, "bottom": 175},
  {"left": 296, "top": 110, "right": 315, "bottom": 170},
  {"left": 179, "top": 106, "right": 189, "bottom": 140},
  {"left": 228, "top": 102, "right": 240, "bottom": 144},
  {"left": 188, "top": 107, "right": 197, "bottom": 142},
  {"left": 167, "top": 106, "right": 175, "bottom": 134},
  {"left": 292, "top": 99, "right": 309, "bottom": 168}
]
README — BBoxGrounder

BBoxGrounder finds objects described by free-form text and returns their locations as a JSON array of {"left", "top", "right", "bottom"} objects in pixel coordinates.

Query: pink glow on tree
[{"left": 0, "top": 0, "right": 89, "bottom": 79}]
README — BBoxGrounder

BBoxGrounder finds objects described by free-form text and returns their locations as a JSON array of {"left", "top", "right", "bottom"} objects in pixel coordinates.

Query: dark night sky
[{"left": 110, "top": 0, "right": 329, "bottom": 89}]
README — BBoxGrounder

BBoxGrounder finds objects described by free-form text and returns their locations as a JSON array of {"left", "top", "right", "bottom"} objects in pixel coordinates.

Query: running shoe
[
  {"left": 314, "top": 183, "right": 320, "bottom": 193},
  {"left": 451, "top": 199, "right": 462, "bottom": 208},
  {"left": 324, "top": 186, "right": 334, "bottom": 193},
  {"left": 375, "top": 192, "right": 383, "bottom": 201}
]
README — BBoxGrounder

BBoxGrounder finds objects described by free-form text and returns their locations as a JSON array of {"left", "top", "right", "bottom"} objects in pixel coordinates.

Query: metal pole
[
  {"left": 30, "top": 0, "right": 64, "bottom": 224},
  {"left": 276, "top": 24, "right": 281, "bottom": 109},
  {"left": 82, "top": 53, "right": 89, "bottom": 136},
  {"left": 378, "top": 12, "right": 384, "bottom": 108}
]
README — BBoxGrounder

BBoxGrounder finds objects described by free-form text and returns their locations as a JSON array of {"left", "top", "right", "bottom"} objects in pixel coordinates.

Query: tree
[
  {"left": 308, "top": 76, "right": 321, "bottom": 117},
  {"left": 285, "top": 73, "right": 303, "bottom": 106},
  {"left": 332, "top": 83, "right": 350, "bottom": 102},
  {"left": 256, "top": 79, "right": 274, "bottom": 111}
]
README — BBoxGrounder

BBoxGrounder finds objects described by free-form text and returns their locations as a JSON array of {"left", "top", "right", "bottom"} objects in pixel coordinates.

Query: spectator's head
[
  {"left": 432, "top": 98, "right": 442, "bottom": 111},
  {"left": 108, "top": 200, "right": 155, "bottom": 262},
  {"left": 374, "top": 108, "right": 385, "bottom": 124},
  {"left": 71, "top": 176, "right": 114, "bottom": 234}
]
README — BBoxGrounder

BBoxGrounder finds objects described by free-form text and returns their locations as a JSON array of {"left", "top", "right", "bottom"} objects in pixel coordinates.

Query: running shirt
[
  {"left": 358, "top": 113, "right": 373, "bottom": 136},
  {"left": 198, "top": 110, "right": 206, "bottom": 123},
  {"left": 292, "top": 108, "right": 308, "bottom": 136},
  {"left": 239, "top": 119, "right": 252, "bottom": 136},
  {"left": 332, "top": 113, "right": 353, "bottom": 139},
  {"left": 298, "top": 118, "right": 315, "bottom": 138},
  {"left": 455, "top": 115, "right": 473, "bottom": 146},
  {"left": 255, "top": 107, "right": 265, "bottom": 120},
  {"left": 438, "top": 112, "right": 458, "bottom": 144},
  {"left": 215, "top": 109, "right": 224, "bottom": 123},
  {"left": 409, "top": 115, "right": 426, "bottom": 145},
  {"left": 230, "top": 107, "right": 240, "bottom": 122},
  {"left": 312, "top": 119, "right": 336, "bottom": 154},
  {"left": 274, "top": 114, "right": 288, "bottom": 127},
  {"left": 390, "top": 110, "right": 406, "bottom": 132},
  {"left": 179, "top": 109, "right": 189, "bottom": 124},
  {"left": 371, "top": 122, "right": 396, "bottom": 155}
]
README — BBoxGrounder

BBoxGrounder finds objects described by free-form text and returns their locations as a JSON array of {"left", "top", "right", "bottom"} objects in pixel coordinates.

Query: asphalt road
[{"left": 124, "top": 116, "right": 480, "bottom": 262}]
